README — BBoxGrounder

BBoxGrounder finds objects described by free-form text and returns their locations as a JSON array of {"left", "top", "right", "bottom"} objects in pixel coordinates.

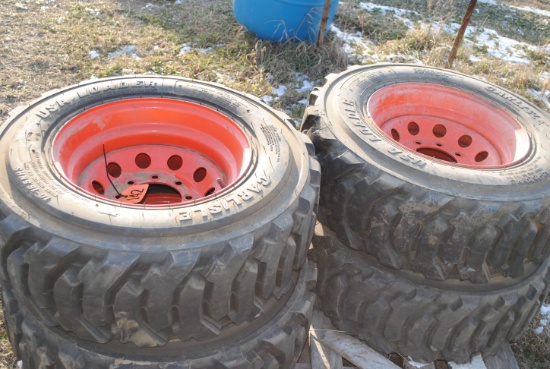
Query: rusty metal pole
[
  {"left": 317, "top": 0, "right": 332, "bottom": 47},
  {"left": 446, "top": 0, "right": 477, "bottom": 69}
]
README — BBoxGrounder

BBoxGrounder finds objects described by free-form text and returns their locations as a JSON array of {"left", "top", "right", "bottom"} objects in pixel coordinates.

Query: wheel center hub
[{"left": 82, "top": 144, "right": 226, "bottom": 205}]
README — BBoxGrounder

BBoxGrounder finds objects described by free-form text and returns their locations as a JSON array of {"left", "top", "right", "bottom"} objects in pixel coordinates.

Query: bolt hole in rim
[
  {"left": 367, "top": 83, "right": 531, "bottom": 168},
  {"left": 52, "top": 98, "right": 252, "bottom": 206}
]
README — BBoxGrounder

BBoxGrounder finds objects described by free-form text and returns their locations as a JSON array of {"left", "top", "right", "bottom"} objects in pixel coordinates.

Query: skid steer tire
[
  {"left": 1, "top": 260, "right": 316, "bottom": 369},
  {"left": 0, "top": 76, "right": 320, "bottom": 348},
  {"left": 312, "top": 226, "right": 550, "bottom": 364},
  {"left": 302, "top": 63, "right": 550, "bottom": 284}
]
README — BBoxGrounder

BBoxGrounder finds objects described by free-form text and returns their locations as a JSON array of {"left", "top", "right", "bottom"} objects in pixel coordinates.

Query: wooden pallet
[{"left": 297, "top": 310, "right": 520, "bottom": 369}]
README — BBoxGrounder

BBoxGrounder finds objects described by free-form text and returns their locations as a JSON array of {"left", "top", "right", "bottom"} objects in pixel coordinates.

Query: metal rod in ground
[
  {"left": 317, "top": 0, "right": 332, "bottom": 47},
  {"left": 446, "top": 0, "right": 477, "bottom": 68}
]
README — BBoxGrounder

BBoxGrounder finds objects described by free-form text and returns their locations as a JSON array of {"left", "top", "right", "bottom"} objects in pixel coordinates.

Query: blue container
[{"left": 233, "top": 0, "right": 339, "bottom": 43}]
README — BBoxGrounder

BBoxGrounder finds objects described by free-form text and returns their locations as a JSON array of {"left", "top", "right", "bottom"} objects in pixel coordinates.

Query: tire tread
[
  {"left": 314, "top": 230, "right": 550, "bottom": 363},
  {"left": 1, "top": 166, "right": 320, "bottom": 347},
  {"left": 3, "top": 261, "right": 316, "bottom": 369},
  {"left": 305, "top": 64, "right": 550, "bottom": 284}
]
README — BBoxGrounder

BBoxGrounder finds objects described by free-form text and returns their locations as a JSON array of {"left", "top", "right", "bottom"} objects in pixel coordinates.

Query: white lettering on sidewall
[
  {"left": 176, "top": 175, "right": 272, "bottom": 224},
  {"left": 342, "top": 100, "right": 427, "bottom": 169}
]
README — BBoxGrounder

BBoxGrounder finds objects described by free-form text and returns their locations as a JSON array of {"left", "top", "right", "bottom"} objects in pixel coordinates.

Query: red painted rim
[
  {"left": 52, "top": 98, "right": 251, "bottom": 206},
  {"left": 367, "top": 83, "right": 531, "bottom": 168}
]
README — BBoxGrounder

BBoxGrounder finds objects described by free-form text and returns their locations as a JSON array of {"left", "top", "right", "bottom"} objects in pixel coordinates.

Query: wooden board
[{"left": 298, "top": 309, "right": 519, "bottom": 369}]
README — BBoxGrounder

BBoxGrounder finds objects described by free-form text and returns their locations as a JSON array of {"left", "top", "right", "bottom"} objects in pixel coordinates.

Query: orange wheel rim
[
  {"left": 52, "top": 98, "right": 251, "bottom": 206},
  {"left": 367, "top": 83, "right": 531, "bottom": 168}
]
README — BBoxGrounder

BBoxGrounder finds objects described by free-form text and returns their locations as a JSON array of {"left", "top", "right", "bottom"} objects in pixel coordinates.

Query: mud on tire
[
  {"left": 302, "top": 64, "right": 550, "bottom": 284},
  {"left": 0, "top": 76, "right": 320, "bottom": 350}
]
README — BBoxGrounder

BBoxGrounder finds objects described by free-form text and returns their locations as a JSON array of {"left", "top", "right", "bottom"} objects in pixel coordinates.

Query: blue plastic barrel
[{"left": 233, "top": 0, "right": 339, "bottom": 43}]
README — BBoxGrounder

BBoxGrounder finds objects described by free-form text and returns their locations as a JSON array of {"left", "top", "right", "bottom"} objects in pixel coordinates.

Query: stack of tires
[
  {"left": 302, "top": 64, "right": 550, "bottom": 364},
  {"left": 0, "top": 77, "right": 320, "bottom": 368}
]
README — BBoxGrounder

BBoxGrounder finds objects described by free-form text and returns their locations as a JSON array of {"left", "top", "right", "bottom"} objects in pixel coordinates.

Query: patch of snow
[
  {"left": 292, "top": 72, "right": 316, "bottom": 96},
  {"left": 359, "top": 2, "right": 419, "bottom": 30},
  {"left": 178, "top": 44, "right": 192, "bottom": 55},
  {"left": 85, "top": 7, "right": 101, "bottom": 16},
  {"left": 531, "top": 303, "right": 550, "bottom": 334},
  {"left": 297, "top": 79, "right": 314, "bottom": 94},
  {"left": 272, "top": 85, "right": 287, "bottom": 97},
  {"left": 145, "top": 3, "right": 155, "bottom": 9},
  {"left": 261, "top": 95, "right": 273, "bottom": 105},
  {"left": 178, "top": 43, "right": 217, "bottom": 55},
  {"left": 294, "top": 72, "right": 308, "bottom": 83},
  {"left": 447, "top": 355, "right": 486, "bottom": 368},
  {"left": 436, "top": 21, "right": 460, "bottom": 34},
  {"left": 469, "top": 55, "right": 481, "bottom": 63},
  {"left": 330, "top": 24, "right": 373, "bottom": 63},
  {"left": 15, "top": 3, "right": 28, "bottom": 10},
  {"left": 510, "top": 6, "right": 550, "bottom": 18},
  {"left": 89, "top": 50, "right": 100, "bottom": 59},
  {"left": 439, "top": 22, "right": 535, "bottom": 64},
  {"left": 405, "top": 359, "right": 426, "bottom": 368},
  {"left": 363, "top": 1, "right": 544, "bottom": 66},
  {"left": 108, "top": 45, "right": 140, "bottom": 59},
  {"left": 386, "top": 54, "right": 422, "bottom": 64},
  {"left": 283, "top": 111, "right": 300, "bottom": 127},
  {"left": 477, "top": 0, "right": 498, "bottom": 5},
  {"left": 471, "top": 27, "right": 533, "bottom": 64},
  {"left": 214, "top": 71, "right": 235, "bottom": 84},
  {"left": 174, "top": 0, "right": 182, "bottom": 4},
  {"left": 39, "top": 0, "right": 56, "bottom": 9},
  {"left": 356, "top": 2, "right": 544, "bottom": 66}
]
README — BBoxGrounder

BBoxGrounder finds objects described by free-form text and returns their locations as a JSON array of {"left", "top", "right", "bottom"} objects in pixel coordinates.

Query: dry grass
[
  {"left": 355, "top": 0, "right": 550, "bottom": 43},
  {"left": 336, "top": 0, "right": 550, "bottom": 111},
  {"left": 0, "top": 0, "right": 347, "bottom": 122},
  {"left": 334, "top": 4, "right": 411, "bottom": 44},
  {"left": 512, "top": 294, "right": 550, "bottom": 369},
  {"left": 1, "top": 0, "right": 550, "bottom": 368},
  {"left": 0, "top": 308, "right": 16, "bottom": 369}
]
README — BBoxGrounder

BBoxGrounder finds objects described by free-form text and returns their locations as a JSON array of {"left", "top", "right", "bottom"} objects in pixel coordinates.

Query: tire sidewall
[
  {"left": 0, "top": 76, "right": 307, "bottom": 241},
  {"left": 322, "top": 64, "right": 550, "bottom": 201}
]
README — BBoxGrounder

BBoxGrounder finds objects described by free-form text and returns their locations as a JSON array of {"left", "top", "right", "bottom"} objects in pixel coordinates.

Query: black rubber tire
[
  {"left": 1, "top": 260, "right": 316, "bottom": 369},
  {"left": 302, "top": 64, "right": 550, "bottom": 284},
  {"left": 312, "top": 225, "right": 550, "bottom": 364},
  {"left": 0, "top": 76, "right": 320, "bottom": 348}
]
